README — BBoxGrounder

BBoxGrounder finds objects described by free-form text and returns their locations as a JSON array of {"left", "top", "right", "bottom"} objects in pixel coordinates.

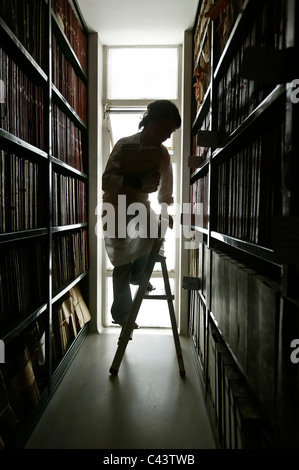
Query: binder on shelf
[
  {"left": 197, "top": 130, "right": 223, "bottom": 148},
  {"left": 240, "top": 46, "right": 296, "bottom": 84},
  {"left": 188, "top": 155, "right": 205, "bottom": 168},
  {"left": 182, "top": 276, "right": 201, "bottom": 291},
  {"left": 52, "top": 285, "right": 91, "bottom": 361},
  {"left": 272, "top": 216, "right": 299, "bottom": 264}
]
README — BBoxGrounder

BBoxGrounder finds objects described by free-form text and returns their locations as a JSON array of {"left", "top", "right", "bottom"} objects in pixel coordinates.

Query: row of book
[
  {"left": 193, "top": 22, "right": 211, "bottom": 112},
  {"left": 191, "top": 112, "right": 210, "bottom": 164},
  {"left": 0, "top": 46, "right": 45, "bottom": 149},
  {"left": 189, "top": 289, "right": 205, "bottom": 368},
  {"left": 52, "top": 0, "right": 87, "bottom": 73},
  {"left": 52, "top": 285, "right": 91, "bottom": 363},
  {"left": 190, "top": 173, "right": 209, "bottom": 230},
  {"left": 0, "top": 149, "right": 45, "bottom": 233},
  {"left": 0, "top": 0, "right": 47, "bottom": 69},
  {"left": 52, "top": 34, "right": 87, "bottom": 124},
  {"left": 193, "top": 0, "right": 212, "bottom": 70},
  {"left": 210, "top": 247, "right": 279, "bottom": 421},
  {"left": 216, "top": 119, "right": 283, "bottom": 247},
  {"left": 0, "top": 240, "right": 47, "bottom": 330},
  {"left": 217, "top": 40, "right": 273, "bottom": 137},
  {"left": 52, "top": 229, "right": 89, "bottom": 292},
  {"left": 0, "top": 317, "right": 46, "bottom": 448},
  {"left": 193, "top": 0, "right": 244, "bottom": 109},
  {"left": 217, "top": 0, "right": 286, "bottom": 136},
  {"left": 52, "top": 171, "right": 87, "bottom": 226},
  {"left": 207, "top": 320, "right": 266, "bottom": 449},
  {"left": 188, "top": 289, "right": 266, "bottom": 449},
  {"left": 215, "top": 0, "right": 244, "bottom": 55},
  {"left": 52, "top": 103, "right": 85, "bottom": 172},
  {"left": 189, "top": 114, "right": 210, "bottom": 177}
]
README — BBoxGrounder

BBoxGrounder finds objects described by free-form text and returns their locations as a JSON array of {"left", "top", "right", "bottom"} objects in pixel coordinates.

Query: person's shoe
[
  {"left": 146, "top": 282, "right": 156, "bottom": 292},
  {"left": 112, "top": 320, "right": 139, "bottom": 329}
]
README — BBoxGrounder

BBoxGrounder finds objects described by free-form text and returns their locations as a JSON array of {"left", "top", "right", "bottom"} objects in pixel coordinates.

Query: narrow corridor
[{"left": 25, "top": 330, "right": 216, "bottom": 449}]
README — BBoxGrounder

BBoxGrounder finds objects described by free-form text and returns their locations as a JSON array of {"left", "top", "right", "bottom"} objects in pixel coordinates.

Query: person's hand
[{"left": 141, "top": 171, "right": 161, "bottom": 193}]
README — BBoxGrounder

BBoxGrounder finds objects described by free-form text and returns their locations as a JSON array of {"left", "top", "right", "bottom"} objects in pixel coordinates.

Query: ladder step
[
  {"left": 143, "top": 294, "right": 174, "bottom": 300},
  {"left": 144, "top": 289, "right": 174, "bottom": 300}
]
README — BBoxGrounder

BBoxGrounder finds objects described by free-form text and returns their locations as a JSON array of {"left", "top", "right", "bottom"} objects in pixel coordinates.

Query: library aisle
[{"left": 25, "top": 330, "right": 216, "bottom": 449}]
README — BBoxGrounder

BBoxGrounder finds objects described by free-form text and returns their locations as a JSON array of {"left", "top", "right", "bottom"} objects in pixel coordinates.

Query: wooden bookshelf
[
  {"left": 0, "top": 0, "right": 91, "bottom": 449},
  {"left": 187, "top": 0, "right": 299, "bottom": 449}
]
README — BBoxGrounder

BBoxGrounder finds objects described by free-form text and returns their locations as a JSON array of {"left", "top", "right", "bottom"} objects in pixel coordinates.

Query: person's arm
[{"left": 157, "top": 147, "right": 173, "bottom": 206}]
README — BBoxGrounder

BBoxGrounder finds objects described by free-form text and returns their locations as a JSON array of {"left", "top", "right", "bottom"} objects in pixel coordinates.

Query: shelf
[
  {"left": 192, "top": 84, "right": 211, "bottom": 131},
  {"left": 0, "top": 129, "right": 48, "bottom": 160},
  {"left": 190, "top": 156, "right": 210, "bottom": 182},
  {"left": 52, "top": 9, "right": 87, "bottom": 83},
  {"left": 52, "top": 84, "right": 87, "bottom": 129},
  {"left": 211, "top": 84, "right": 286, "bottom": 162},
  {"left": 191, "top": 225, "right": 209, "bottom": 237},
  {"left": 193, "top": 17, "right": 211, "bottom": 74},
  {"left": 213, "top": 0, "right": 253, "bottom": 80},
  {"left": 189, "top": 0, "right": 298, "bottom": 450},
  {"left": 51, "top": 322, "right": 89, "bottom": 391},
  {"left": 52, "top": 271, "right": 88, "bottom": 305},
  {"left": 0, "top": 303, "right": 48, "bottom": 344},
  {"left": 0, "top": 228, "right": 48, "bottom": 244},
  {"left": 51, "top": 155, "right": 88, "bottom": 179},
  {"left": 0, "top": 17, "right": 48, "bottom": 83},
  {"left": 6, "top": 388, "right": 49, "bottom": 450},
  {"left": 52, "top": 222, "right": 88, "bottom": 234},
  {"left": 210, "top": 231, "right": 279, "bottom": 265},
  {"left": 0, "top": 0, "right": 90, "bottom": 450}
]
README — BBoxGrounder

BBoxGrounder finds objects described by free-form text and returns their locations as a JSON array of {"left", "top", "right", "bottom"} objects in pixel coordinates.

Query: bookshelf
[
  {"left": 187, "top": 0, "right": 299, "bottom": 449},
  {"left": 0, "top": 0, "right": 90, "bottom": 449}
]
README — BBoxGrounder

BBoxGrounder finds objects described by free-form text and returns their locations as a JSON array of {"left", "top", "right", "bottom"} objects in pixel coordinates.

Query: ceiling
[{"left": 76, "top": 0, "right": 199, "bottom": 45}]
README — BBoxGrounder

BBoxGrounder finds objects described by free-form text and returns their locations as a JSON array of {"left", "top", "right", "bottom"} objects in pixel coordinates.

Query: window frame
[{"left": 101, "top": 44, "right": 182, "bottom": 328}]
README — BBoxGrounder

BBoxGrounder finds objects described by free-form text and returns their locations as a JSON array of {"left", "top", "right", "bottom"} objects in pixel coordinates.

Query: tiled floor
[{"left": 25, "top": 329, "right": 217, "bottom": 450}]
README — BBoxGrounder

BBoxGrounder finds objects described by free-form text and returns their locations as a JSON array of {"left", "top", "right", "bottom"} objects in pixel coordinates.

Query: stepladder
[{"left": 109, "top": 234, "right": 186, "bottom": 377}]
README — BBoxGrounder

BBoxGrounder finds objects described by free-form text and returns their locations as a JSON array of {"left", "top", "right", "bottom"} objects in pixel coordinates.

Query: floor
[{"left": 25, "top": 328, "right": 217, "bottom": 450}]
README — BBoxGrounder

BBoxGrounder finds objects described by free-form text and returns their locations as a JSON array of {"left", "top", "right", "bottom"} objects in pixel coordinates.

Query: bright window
[
  {"left": 107, "top": 47, "right": 178, "bottom": 100},
  {"left": 103, "top": 46, "right": 181, "bottom": 329}
]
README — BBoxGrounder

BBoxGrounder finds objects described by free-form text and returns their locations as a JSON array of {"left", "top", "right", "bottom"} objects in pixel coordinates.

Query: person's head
[{"left": 139, "top": 100, "right": 181, "bottom": 146}]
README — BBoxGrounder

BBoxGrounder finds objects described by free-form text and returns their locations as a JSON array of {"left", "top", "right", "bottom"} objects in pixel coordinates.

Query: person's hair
[{"left": 139, "top": 100, "right": 181, "bottom": 130}]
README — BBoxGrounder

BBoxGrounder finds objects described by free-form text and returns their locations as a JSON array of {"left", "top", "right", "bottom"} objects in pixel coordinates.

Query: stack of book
[
  {"left": 52, "top": 104, "right": 84, "bottom": 171},
  {"left": 0, "top": 47, "right": 45, "bottom": 149},
  {"left": 52, "top": 229, "right": 89, "bottom": 291},
  {"left": 0, "top": 150, "right": 45, "bottom": 233},
  {"left": 52, "top": 34, "right": 87, "bottom": 123}
]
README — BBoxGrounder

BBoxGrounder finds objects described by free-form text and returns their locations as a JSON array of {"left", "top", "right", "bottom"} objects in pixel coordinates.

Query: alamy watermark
[
  {"left": 0, "top": 340, "right": 4, "bottom": 364},
  {"left": 95, "top": 197, "right": 203, "bottom": 249},
  {"left": 291, "top": 79, "right": 299, "bottom": 104},
  {"left": 290, "top": 339, "right": 299, "bottom": 364}
]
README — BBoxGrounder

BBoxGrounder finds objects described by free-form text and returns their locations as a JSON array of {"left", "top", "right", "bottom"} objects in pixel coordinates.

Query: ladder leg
[
  {"left": 109, "top": 237, "right": 164, "bottom": 375},
  {"left": 161, "top": 257, "right": 186, "bottom": 377}
]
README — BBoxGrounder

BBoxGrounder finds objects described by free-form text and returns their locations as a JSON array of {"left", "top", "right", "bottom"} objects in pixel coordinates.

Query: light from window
[
  {"left": 108, "top": 111, "right": 174, "bottom": 152},
  {"left": 107, "top": 47, "right": 178, "bottom": 100}
]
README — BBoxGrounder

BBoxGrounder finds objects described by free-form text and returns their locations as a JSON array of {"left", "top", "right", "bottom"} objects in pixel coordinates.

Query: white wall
[
  {"left": 88, "top": 33, "right": 104, "bottom": 333},
  {"left": 179, "top": 30, "right": 193, "bottom": 335}
]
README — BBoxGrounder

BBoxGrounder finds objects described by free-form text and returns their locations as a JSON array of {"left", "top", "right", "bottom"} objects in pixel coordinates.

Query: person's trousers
[{"left": 111, "top": 253, "right": 150, "bottom": 325}]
